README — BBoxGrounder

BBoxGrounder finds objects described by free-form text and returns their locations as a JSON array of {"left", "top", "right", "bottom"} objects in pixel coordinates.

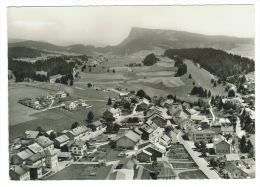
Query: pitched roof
[
  {"left": 133, "top": 165, "right": 151, "bottom": 180},
  {"left": 108, "top": 108, "right": 121, "bottom": 114},
  {"left": 92, "top": 121, "right": 102, "bottom": 127},
  {"left": 67, "top": 139, "right": 86, "bottom": 148},
  {"left": 57, "top": 151, "right": 72, "bottom": 158},
  {"left": 95, "top": 165, "right": 114, "bottom": 180},
  {"left": 157, "top": 162, "right": 176, "bottom": 178},
  {"left": 224, "top": 163, "right": 239, "bottom": 173},
  {"left": 16, "top": 149, "right": 34, "bottom": 160},
  {"left": 67, "top": 125, "right": 89, "bottom": 136},
  {"left": 10, "top": 165, "right": 29, "bottom": 176},
  {"left": 213, "top": 135, "right": 231, "bottom": 145},
  {"left": 226, "top": 154, "right": 240, "bottom": 161},
  {"left": 45, "top": 149, "right": 59, "bottom": 156},
  {"left": 27, "top": 143, "right": 44, "bottom": 154},
  {"left": 191, "top": 115, "right": 206, "bottom": 121},
  {"left": 49, "top": 74, "right": 62, "bottom": 79},
  {"left": 118, "top": 157, "right": 138, "bottom": 170},
  {"left": 28, "top": 151, "right": 46, "bottom": 162},
  {"left": 35, "top": 136, "right": 54, "bottom": 148},
  {"left": 115, "top": 130, "right": 140, "bottom": 143},
  {"left": 189, "top": 128, "right": 215, "bottom": 134},
  {"left": 137, "top": 149, "right": 152, "bottom": 156},
  {"left": 221, "top": 126, "right": 233, "bottom": 132},
  {"left": 24, "top": 130, "right": 39, "bottom": 139},
  {"left": 55, "top": 135, "right": 70, "bottom": 143}
]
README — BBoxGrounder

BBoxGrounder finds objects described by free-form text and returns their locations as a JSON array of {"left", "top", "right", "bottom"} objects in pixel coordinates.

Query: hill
[
  {"left": 9, "top": 40, "right": 65, "bottom": 52},
  {"left": 120, "top": 27, "right": 254, "bottom": 51},
  {"left": 8, "top": 46, "right": 49, "bottom": 58},
  {"left": 164, "top": 48, "right": 255, "bottom": 79}
]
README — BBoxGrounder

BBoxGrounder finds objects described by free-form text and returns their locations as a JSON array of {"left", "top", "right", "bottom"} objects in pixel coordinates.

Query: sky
[{"left": 8, "top": 5, "right": 255, "bottom": 47}]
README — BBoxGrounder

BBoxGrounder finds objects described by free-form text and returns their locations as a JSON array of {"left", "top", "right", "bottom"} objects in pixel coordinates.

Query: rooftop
[
  {"left": 16, "top": 149, "right": 34, "bottom": 160},
  {"left": 55, "top": 134, "right": 70, "bottom": 143},
  {"left": 35, "top": 136, "right": 54, "bottom": 148},
  {"left": 27, "top": 143, "right": 44, "bottom": 154},
  {"left": 114, "top": 130, "right": 140, "bottom": 143},
  {"left": 10, "top": 165, "right": 29, "bottom": 176}
]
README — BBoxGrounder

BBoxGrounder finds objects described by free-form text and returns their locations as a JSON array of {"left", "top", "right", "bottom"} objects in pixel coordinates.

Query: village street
[{"left": 178, "top": 132, "right": 221, "bottom": 179}]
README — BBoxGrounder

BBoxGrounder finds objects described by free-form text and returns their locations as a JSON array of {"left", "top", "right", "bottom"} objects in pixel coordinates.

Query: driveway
[{"left": 179, "top": 133, "right": 221, "bottom": 179}]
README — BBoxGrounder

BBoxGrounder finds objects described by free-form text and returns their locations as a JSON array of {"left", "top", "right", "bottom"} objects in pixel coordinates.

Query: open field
[
  {"left": 9, "top": 86, "right": 50, "bottom": 126},
  {"left": 178, "top": 170, "right": 208, "bottom": 179},
  {"left": 9, "top": 100, "right": 109, "bottom": 140}
]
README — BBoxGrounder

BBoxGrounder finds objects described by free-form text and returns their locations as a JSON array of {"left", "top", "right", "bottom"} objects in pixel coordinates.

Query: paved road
[{"left": 179, "top": 133, "right": 221, "bottom": 179}]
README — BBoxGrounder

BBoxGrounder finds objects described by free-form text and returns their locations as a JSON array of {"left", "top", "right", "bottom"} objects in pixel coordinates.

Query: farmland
[{"left": 178, "top": 170, "right": 208, "bottom": 179}]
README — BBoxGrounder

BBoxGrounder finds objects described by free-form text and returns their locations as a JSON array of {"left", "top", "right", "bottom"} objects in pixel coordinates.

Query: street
[{"left": 179, "top": 132, "right": 221, "bottom": 179}]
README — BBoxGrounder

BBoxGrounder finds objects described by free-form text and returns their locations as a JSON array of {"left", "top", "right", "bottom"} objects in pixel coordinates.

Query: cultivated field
[{"left": 178, "top": 170, "right": 208, "bottom": 179}]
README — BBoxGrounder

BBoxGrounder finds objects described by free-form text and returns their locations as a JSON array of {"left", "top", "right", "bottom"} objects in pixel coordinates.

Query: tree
[
  {"left": 136, "top": 89, "right": 146, "bottom": 98},
  {"left": 124, "top": 102, "right": 131, "bottom": 110},
  {"left": 173, "top": 95, "right": 177, "bottom": 103},
  {"left": 36, "top": 126, "right": 45, "bottom": 132},
  {"left": 193, "top": 81, "right": 195, "bottom": 85},
  {"left": 113, "top": 103, "right": 118, "bottom": 109},
  {"left": 70, "top": 79, "right": 73, "bottom": 86},
  {"left": 71, "top": 121, "right": 79, "bottom": 129},
  {"left": 131, "top": 97, "right": 138, "bottom": 104},
  {"left": 194, "top": 141, "right": 201, "bottom": 149},
  {"left": 200, "top": 140, "right": 207, "bottom": 148},
  {"left": 87, "top": 83, "right": 92, "bottom": 88},
  {"left": 87, "top": 111, "right": 94, "bottom": 122},
  {"left": 89, "top": 68, "right": 91, "bottom": 72},
  {"left": 167, "top": 94, "right": 174, "bottom": 99},
  {"left": 239, "top": 135, "right": 246, "bottom": 151},
  {"left": 113, "top": 123, "right": 120, "bottom": 132},
  {"left": 107, "top": 69, "right": 110, "bottom": 72},
  {"left": 208, "top": 90, "right": 211, "bottom": 98},
  {"left": 189, "top": 74, "right": 192, "bottom": 79},
  {"left": 107, "top": 97, "right": 112, "bottom": 105},
  {"left": 49, "top": 131, "right": 57, "bottom": 140},
  {"left": 144, "top": 94, "right": 151, "bottom": 101},
  {"left": 228, "top": 89, "right": 236, "bottom": 97},
  {"left": 213, "top": 81, "right": 217, "bottom": 87},
  {"left": 175, "top": 63, "right": 187, "bottom": 77},
  {"left": 211, "top": 79, "right": 214, "bottom": 84},
  {"left": 113, "top": 69, "right": 115, "bottom": 73}
]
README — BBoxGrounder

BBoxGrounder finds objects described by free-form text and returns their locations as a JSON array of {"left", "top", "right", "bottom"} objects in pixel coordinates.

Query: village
[{"left": 9, "top": 77, "right": 255, "bottom": 180}]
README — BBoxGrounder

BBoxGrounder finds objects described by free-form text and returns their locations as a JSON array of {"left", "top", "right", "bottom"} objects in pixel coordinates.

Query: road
[
  {"left": 208, "top": 99, "right": 216, "bottom": 122},
  {"left": 179, "top": 132, "right": 221, "bottom": 179}
]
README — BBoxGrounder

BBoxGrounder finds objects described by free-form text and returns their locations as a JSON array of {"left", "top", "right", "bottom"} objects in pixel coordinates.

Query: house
[
  {"left": 221, "top": 126, "right": 234, "bottom": 136},
  {"left": 56, "top": 90, "right": 67, "bottom": 98},
  {"left": 213, "top": 135, "right": 232, "bottom": 154},
  {"left": 139, "top": 120, "right": 159, "bottom": 140},
  {"left": 210, "top": 121, "right": 222, "bottom": 134},
  {"left": 226, "top": 153, "right": 240, "bottom": 162},
  {"left": 224, "top": 163, "right": 248, "bottom": 179},
  {"left": 148, "top": 114, "right": 167, "bottom": 128},
  {"left": 145, "top": 106, "right": 162, "bottom": 118},
  {"left": 57, "top": 151, "right": 73, "bottom": 161},
  {"left": 49, "top": 74, "right": 63, "bottom": 83},
  {"left": 66, "top": 125, "right": 90, "bottom": 140},
  {"left": 156, "top": 162, "right": 176, "bottom": 180},
  {"left": 44, "top": 149, "right": 58, "bottom": 169},
  {"left": 136, "top": 98, "right": 150, "bottom": 111},
  {"left": 168, "top": 103, "right": 182, "bottom": 115},
  {"left": 27, "top": 143, "right": 45, "bottom": 154},
  {"left": 136, "top": 150, "right": 152, "bottom": 163},
  {"left": 11, "top": 149, "right": 34, "bottom": 165},
  {"left": 9, "top": 165, "right": 30, "bottom": 180},
  {"left": 176, "top": 117, "right": 192, "bottom": 130},
  {"left": 162, "top": 99, "right": 174, "bottom": 109},
  {"left": 114, "top": 131, "right": 141, "bottom": 149},
  {"left": 67, "top": 139, "right": 87, "bottom": 156},
  {"left": 26, "top": 151, "right": 46, "bottom": 167},
  {"left": 187, "top": 128, "right": 215, "bottom": 143},
  {"left": 95, "top": 165, "right": 115, "bottom": 180},
  {"left": 117, "top": 157, "right": 138, "bottom": 170},
  {"left": 143, "top": 143, "right": 166, "bottom": 161},
  {"left": 89, "top": 120, "right": 103, "bottom": 131},
  {"left": 219, "top": 118, "right": 231, "bottom": 126},
  {"left": 133, "top": 165, "right": 151, "bottom": 180},
  {"left": 24, "top": 130, "right": 40, "bottom": 140},
  {"left": 110, "top": 169, "right": 133, "bottom": 180},
  {"left": 65, "top": 101, "right": 77, "bottom": 110},
  {"left": 103, "top": 108, "right": 122, "bottom": 119},
  {"left": 191, "top": 115, "right": 207, "bottom": 125},
  {"left": 54, "top": 135, "right": 70, "bottom": 148},
  {"left": 167, "top": 129, "right": 179, "bottom": 144},
  {"left": 35, "top": 136, "right": 54, "bottom": 150}
]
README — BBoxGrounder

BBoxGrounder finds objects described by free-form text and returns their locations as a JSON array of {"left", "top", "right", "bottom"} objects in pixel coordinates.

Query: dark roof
[
  {"left": 28, "top": 151, "right": 46, "bottom": 162},
  {"left": 157, "top": 162, "right": 176, "bottom": 178},
  {"left": 134, "top": 165, "right": 151, "bottom": 180},
  {"left": 95, "top": 165, "right": 114, "bottom": 180},
  {"left": 10, "top": 165, "right": 29, "bottom": 176}
]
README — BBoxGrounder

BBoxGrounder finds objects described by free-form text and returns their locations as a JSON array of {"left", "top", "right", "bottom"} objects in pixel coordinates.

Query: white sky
[{"left": 8, "top": 5, "right": 255, "bottom": 46}]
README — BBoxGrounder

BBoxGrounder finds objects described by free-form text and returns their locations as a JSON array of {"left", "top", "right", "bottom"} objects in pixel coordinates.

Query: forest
[{"left": 164, "top": 48, "right": 254, "bottom": 79}]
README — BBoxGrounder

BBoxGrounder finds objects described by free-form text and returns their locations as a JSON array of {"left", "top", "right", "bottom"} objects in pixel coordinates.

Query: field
[
  {"left": 178, "top": 170, "right": 208, "bottom": 179},
  {"left": 9, "top": 85, "right": 50, "bottom": 126},
  {"left": 226, "top": 43, "right": 255, "bottom": 60},
  {"left": 9, "top": 100, "right": 109, "bottom": 140}
]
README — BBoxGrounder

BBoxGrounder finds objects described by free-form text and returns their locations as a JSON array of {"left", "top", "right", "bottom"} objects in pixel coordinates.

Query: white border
[{"left": 1, "top": 1, "right": 259, "bottom": 187}]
